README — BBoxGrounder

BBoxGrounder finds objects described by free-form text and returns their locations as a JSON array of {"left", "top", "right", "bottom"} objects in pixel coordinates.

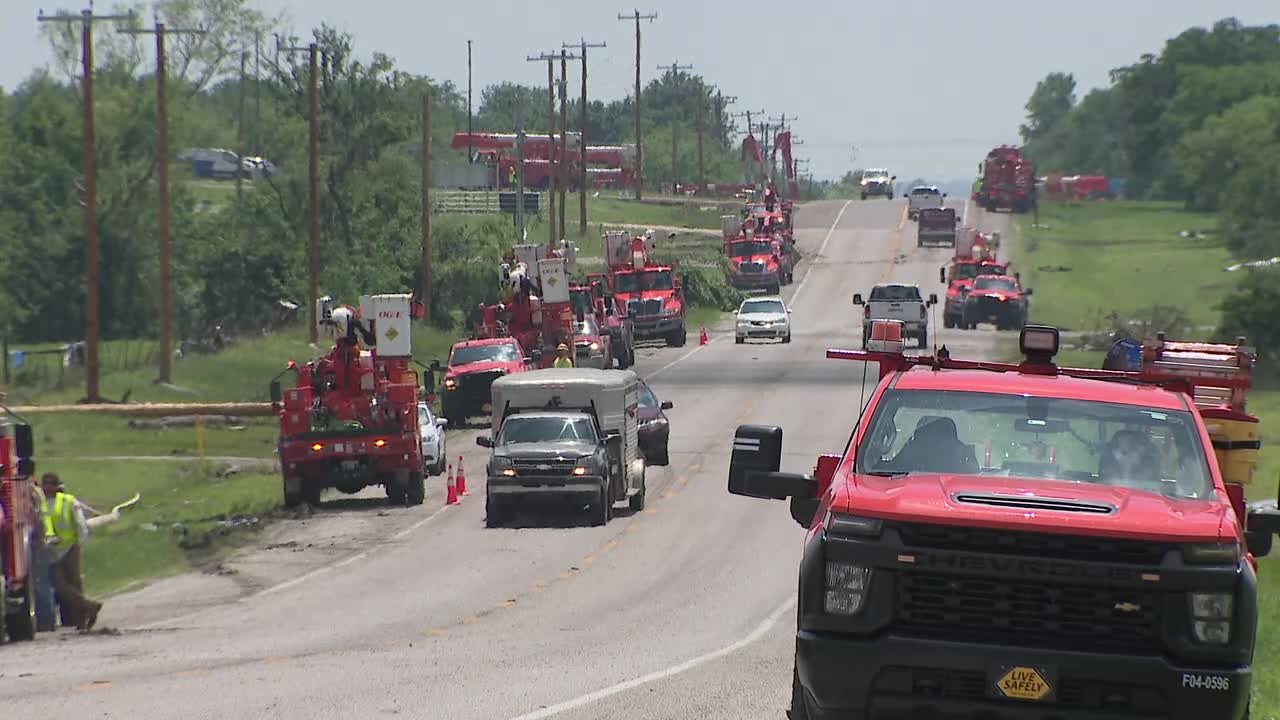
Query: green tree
[{"left": 1020, "top": 72, "right": 1076, "bottom": 143}]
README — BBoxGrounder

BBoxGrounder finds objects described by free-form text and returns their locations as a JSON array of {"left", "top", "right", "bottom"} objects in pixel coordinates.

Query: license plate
[
  {"left": 333, "top": 443, "right": 345, "bottom": 453},
  {"left": 341, "top": 460, "right": 358, "bottom": 471},
  {"left": 989, "top": 665, "right": 1055, "bottom": 702}
]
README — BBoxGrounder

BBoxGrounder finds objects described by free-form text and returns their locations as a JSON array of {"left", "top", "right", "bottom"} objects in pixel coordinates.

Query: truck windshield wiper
[{"left": 863, "top": 470, "right": 910, "bottom": 477}]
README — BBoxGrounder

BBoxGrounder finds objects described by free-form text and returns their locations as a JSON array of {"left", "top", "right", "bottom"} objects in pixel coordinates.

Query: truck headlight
[
  {"left": 1188, "top": 592, "right": 1233, "bottom": 644},
  {"left": 444, "top": 378, "right": 457, "bottom": 390},
  {"left": 1182, "top": 543, "right": 1239, "bottom": 565},
  {"left": 824, "top": 561, "right": 872, "bottom": 615}
]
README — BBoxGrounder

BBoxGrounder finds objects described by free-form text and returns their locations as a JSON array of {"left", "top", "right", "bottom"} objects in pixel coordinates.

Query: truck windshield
[
  {"left": 911, "top": 188, "right": 939, "bottom": 195},
  {"left": 497, "top": 415, "right": 598, "bottom": 445},
  {"left": 856, "top": 389, "right": 1213, "bottom": 499},
  {"left": 955, "top": 264, "right": 1006, "bottom": 281},
  {"left": 451, "top": 343, "right": 520, "bottom": 366},
  {"left": 614, "top": 270, "right": 673, "bottom": 293},
  {"left": 729, "top": 241, "right": 772, "bottom": 258},
  {"left": 974, "top": 277, "right": 1018, "bottom": 291},
  {"left": 869, "top": 285, "right": 921, "bottom": 301}
]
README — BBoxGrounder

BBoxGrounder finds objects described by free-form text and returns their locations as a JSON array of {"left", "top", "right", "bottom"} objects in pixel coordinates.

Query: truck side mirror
[
  {"left": 852, "top": 293, "right": 864, "bottom": 305},
  {"left": 928, "top": 293, "right": 938, "bottom": 306},
  {"left": 939, "top": 268, "right": 946, "bottom": 284},
  {"left": 13, "top": 423, "right": 33, "bottom": 460},
  {"left": 269, "top": 381, "right": 283, "bottom": 404},
  {"left": 476, "top": 436, "right": 494, "bottom": 448},
  {"left": 660, "top": 400, "right": 674, "bottom": 410},
  {"left": 728, "top": 424, "right": 813, "bottom": 504},
  {"left": 1246, "top": 506, "right": 1280, "bottom": 557},
  {"left": 1024, "top": 288, "right": 1033, "bottom": 296}
]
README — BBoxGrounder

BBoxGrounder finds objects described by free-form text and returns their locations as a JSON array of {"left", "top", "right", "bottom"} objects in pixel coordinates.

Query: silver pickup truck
[
  {"left": 906, "top": 185, "right": 946, "bottom": 220},
  {"left": 852, "top": 283, "right": 937, "bottom": 349}
]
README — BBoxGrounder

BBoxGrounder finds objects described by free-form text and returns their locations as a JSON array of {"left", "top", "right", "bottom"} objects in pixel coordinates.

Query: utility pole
[
  {"left": 254, "top": 30, "right": 261, "bottom": 155},
  {"left": 117, "top": 19, "right": 205, "bottom": 385},
  {"left": 618, "top": 10, "right": 657, "bottom": 199},
  {"left": 420, "top": 92, "right": 431, "bottom": 324},
  {"left": 565, "top": 38, "right": 605, "bottom": 236},
  {"left": 558, "top": 49, "right": 574, "bottom": 243},
  {"left": 696, "top": 88, "right": 705, "bottom": 186},
  {"left": 528, "top": 53, "right": 559, "bottom": 248},
  {"left": 515, "top": 103, "right": 527, "bottom": 243},
  {"left": 466, "top": 40, "right": 473, "bottom": 164},
  {"left": 657, "top": 62, "right": 692, "bottom": 193},
  {"left": 38, "top": 7, "right": 136, "bottom": 403},
  {"left": 279, "top": 37, "right": 322, "bottom": 344},
  {"left": 236, "top": 50, "right": 248, "bottom": 200}
]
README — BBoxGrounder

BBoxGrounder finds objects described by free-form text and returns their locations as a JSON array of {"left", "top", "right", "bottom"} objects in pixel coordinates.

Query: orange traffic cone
[
  {"left": 445, "top": 464, "right": 459, "bottom": 505},
  {"left": 456, "top": 455, "right": 469, "bottom": 495},
  {"left": 699, "top": 323, "right": 709, "bottom": 346}
]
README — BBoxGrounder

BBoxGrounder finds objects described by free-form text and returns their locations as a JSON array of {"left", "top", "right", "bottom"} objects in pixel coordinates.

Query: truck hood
[
  {"left": 494, "top": 441, "right": 598, "bottom": 460},
  {"left": 446, "top": 360, "right": 518, "bottom": 379},
  {"left": 837, "top": 472, "right": 1232, "bottom": 543},
  {"left": 738, "top": 312, "right": 787, "bottom": 323}
]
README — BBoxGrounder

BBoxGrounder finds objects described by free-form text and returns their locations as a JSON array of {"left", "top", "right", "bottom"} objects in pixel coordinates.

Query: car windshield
[
  {"left": 450, "top": 343, "right": 519, "bottom": 366},
  {"left": 864, "top": 170, "right": 887, "bottom": 178},
  {"left": 856, "top": 389, "right": 1214, "bottom": 499},
  {"left": 974, "top": 277, "right": 1018, "bottom": 291},
  {"left": 497, "top": 415, "right": 598, "bottom": 445},
  {"left": 911, "top": 187, "right": 939, "bottom": 195},
  {"left": 729, "top": 241, "right": 772, "bottom": 258},
  {"left": 637, "top": 383, "right": 659, "bottom": 409},
  {"left": 614, "top": 269, "right": 673, "bottom": 293},
  {"left": 869, "top": 285, "right": 921, "bottom": 301},
  {"left": 740, "top": 299, "right": 785, "bottom": 315},
  {"left": 955, "top": 264, "right": 1005, "bottom": 281}
]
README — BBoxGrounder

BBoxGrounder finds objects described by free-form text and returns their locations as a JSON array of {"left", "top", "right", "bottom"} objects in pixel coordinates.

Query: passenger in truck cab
[
  {"left": 1098, "top": 429, "right": 1163, "bottom": 491},
  {"left": 886, "top": 416, "right": 978, "bottom": 474}
]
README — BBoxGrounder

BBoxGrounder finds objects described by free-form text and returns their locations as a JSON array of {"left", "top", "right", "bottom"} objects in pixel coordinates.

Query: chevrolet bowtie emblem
[{"left": 1114, "top": 602, "right": 1141, "bottom": 613}]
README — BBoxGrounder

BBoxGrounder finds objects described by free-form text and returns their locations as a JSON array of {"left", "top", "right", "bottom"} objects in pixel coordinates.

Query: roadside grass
[
  {"left": 1014, "top": 201, "right": 1231, "bottom": 331},
  {"left": 1016, "top": 202, "right": 1277, "bottom": 714},
  {"left": 52, "top": 458, "right": 281, "bottom": 597}
]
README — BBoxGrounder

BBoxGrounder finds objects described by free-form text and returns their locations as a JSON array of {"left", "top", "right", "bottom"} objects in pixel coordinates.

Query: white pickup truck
[
  {"left": 853, "top": 283, "right": 937, "bottom": 348},
  {"left": 906, "top": 185, "right": 946, "bottom": 220}
]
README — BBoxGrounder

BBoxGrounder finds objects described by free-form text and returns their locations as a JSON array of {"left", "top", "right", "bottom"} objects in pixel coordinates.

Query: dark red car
[{"left": 635, "top": 380, "right": 673, "bottom": 466}]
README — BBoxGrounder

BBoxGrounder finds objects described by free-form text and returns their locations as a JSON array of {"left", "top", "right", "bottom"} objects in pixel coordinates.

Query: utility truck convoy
[
  {"left": 726, "top": 323, "right": 1280, "bottom": 720},
  {"left": 853, "top": 284, "right": 937, "bottom": 349},
  {"left": 478, "top": 369, "right": 647, "bottom": 527}
]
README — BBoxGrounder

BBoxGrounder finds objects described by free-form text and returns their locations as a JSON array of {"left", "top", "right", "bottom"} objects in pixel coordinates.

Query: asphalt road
[{"left": 1, "top": 196, "right": 1015, "bottom": 719}]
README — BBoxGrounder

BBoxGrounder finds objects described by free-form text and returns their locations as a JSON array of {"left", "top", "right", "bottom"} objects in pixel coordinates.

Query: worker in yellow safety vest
[
  {"left": 41, "top": 473, "right": 103, "bottom": 631},
  {"left": 553, "top": 343, "right": 574, "bottom": 368}
]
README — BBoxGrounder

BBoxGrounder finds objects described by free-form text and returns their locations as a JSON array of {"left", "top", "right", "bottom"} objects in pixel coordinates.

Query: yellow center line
[{"left": 877, "top": 205, "right": 910, "bottom": 283}]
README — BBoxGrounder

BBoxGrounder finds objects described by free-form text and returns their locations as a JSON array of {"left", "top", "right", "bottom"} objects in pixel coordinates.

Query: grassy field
[
  {"left": 1019, "top": 201, "right": 1278, "bottom": 715},
  {"left": 1015, "top": 201, "right": 1231, "bottom": 331}
]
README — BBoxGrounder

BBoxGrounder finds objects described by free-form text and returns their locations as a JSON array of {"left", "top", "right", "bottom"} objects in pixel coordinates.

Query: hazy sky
[{"left": 3, "top": 1, "right": 1276, "bottom": 181}]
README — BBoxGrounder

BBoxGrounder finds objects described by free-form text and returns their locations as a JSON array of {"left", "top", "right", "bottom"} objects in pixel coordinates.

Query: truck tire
[
  {"left": 860, "top": 192, "right": 867, "bottom": 200},
  {"left": 5, "top": 582, "right": 35, "bottom": 642},
  {"left": 406, "top": 471, "right": 425, "bottom": 505},
  {"left": 666, "top": 323, "right": 686, "bottom": 347},
  {"left": 944, "top": 314, "right": 956, "bottom": 329},
  {"left": 628, "top": 468, "right": 647, "bottom": 512},
  {"left": 485, "top": 495, "right": 509, "bottom": 528},
  {"left": 283, "top": 476, "right": 304, "bottom": 508},
  {"left": 783, "top": 331, "right": 792, "bottom": 344},
  {"left": 591, "top": 485, "right": 611, "bottom": 526},
  {"left": 789, "top": 666, "right": 814, "bottom": 720},
  {"left": 386, "top": 480, "right": 405, "bottom": 505},
  {"left": 862, "top": 330, "right": 870, "bottom": 349}
]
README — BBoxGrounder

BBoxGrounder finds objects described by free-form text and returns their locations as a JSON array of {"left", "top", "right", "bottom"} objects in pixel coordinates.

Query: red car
[
  {"left": 959, "top": 273, "right": 1032, "bottom": 330},
  {"left": 439, "top": 337, "right": 533, "bottom": 428},
  {"left": 728, "top": 324, "right": 1280, "bottom": 720}
]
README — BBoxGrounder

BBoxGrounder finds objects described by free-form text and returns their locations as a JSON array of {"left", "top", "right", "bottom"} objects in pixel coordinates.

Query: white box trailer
[{"left": 480, "top": 368, "right": 645, "bottom": 526}]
